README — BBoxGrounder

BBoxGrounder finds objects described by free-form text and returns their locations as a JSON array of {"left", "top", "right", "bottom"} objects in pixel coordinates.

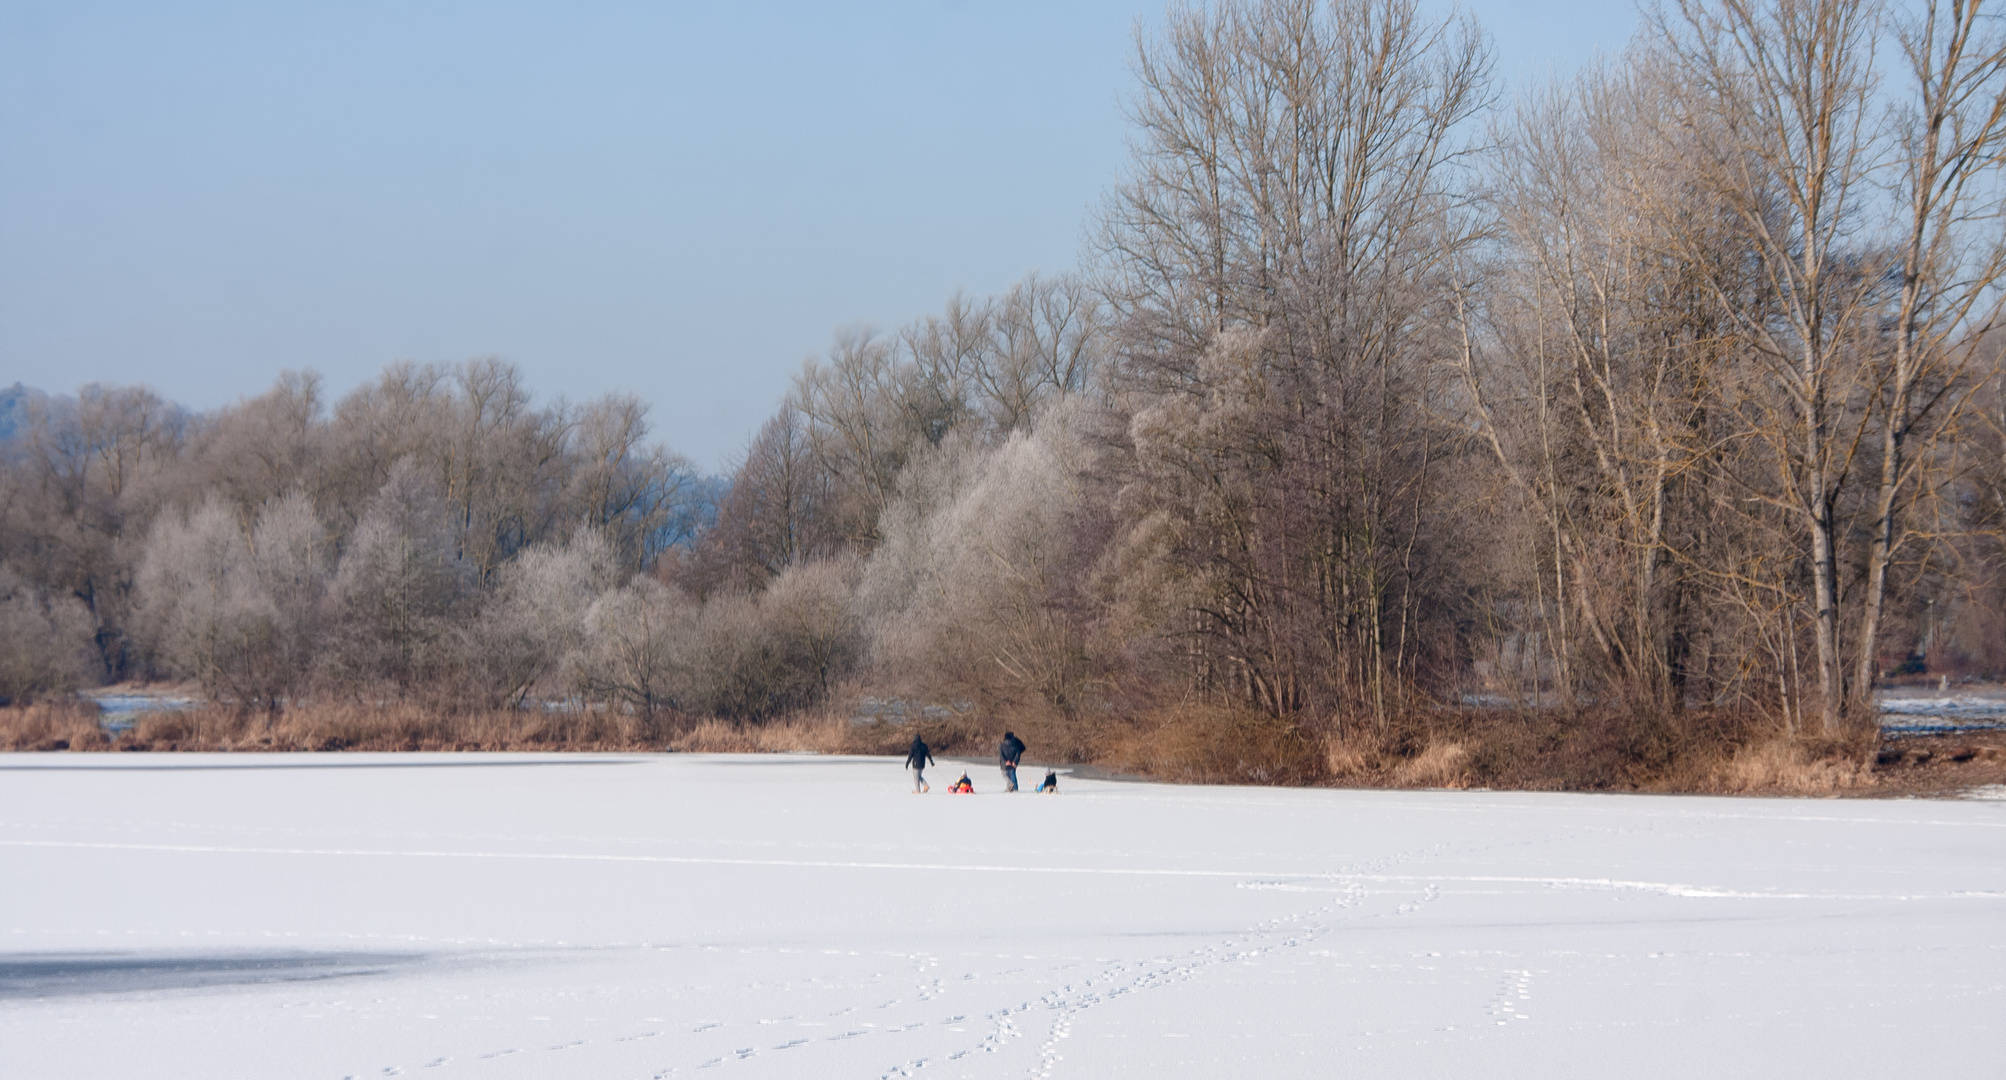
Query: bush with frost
[
  {"left": 685, "top": 561, "right": 860, "bottom": 720},
  {"left": 575, "top": 558, "right": 860, "bottom": 722}
]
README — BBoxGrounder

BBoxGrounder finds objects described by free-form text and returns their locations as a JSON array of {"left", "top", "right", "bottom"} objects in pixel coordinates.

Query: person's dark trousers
[{"left": 1002, "top": 764, "right": 1018, "bottom": 792}]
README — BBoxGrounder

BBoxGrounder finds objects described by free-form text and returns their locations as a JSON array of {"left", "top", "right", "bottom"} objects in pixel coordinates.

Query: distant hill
[{"left": 0, "top": 383, "right": 42, "bottom": 442}]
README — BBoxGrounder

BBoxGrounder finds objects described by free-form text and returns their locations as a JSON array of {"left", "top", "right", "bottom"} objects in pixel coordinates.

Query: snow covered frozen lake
[{"left": 3, "top": 753, "right": 2002, "bottom": 1078}]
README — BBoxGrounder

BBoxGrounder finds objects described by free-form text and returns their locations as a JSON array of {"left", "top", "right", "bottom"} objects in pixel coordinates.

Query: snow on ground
[{"left": 2, "top": 754, "right": 2003, "bottom": 1079}]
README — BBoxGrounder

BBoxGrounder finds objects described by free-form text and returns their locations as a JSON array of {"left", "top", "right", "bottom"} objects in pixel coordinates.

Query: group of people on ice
[{"left": 904, "top": 732, "right": 1056, "bottom": 794}]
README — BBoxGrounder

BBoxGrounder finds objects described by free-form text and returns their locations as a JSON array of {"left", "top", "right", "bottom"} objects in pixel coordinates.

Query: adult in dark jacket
[
  {"left": 998, "top": 731, "right": 1026, "bottom": 792},
  {"left": 905, "top": 736, "right": 935, "bottom": 793}
]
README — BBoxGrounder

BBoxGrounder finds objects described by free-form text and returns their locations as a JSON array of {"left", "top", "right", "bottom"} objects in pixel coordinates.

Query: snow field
[{"left": 1, "top": 752, "right": 2002, "bottom": 1078}]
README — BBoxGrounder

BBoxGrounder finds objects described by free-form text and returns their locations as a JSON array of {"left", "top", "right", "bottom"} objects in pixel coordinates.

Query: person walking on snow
[
  {"left": 998, "top": 731, "right": 1026, "bottom": 792},
  {"left": 905, "top": 735, "right": 935, "bottom": 793}
]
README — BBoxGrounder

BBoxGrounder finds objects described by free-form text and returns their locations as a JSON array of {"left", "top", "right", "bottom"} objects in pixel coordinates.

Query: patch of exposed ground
[{"left": 1866, "top": 729, "right": 2006, "bottom": 798}]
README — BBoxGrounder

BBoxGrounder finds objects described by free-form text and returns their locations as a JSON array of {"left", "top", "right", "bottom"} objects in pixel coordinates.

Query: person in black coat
[
  {"left": 905, "top": 735, "right": 935, "bottom": 793},
  {"left": 998, "top": 731, "right": 1026, "bottom": 792}
]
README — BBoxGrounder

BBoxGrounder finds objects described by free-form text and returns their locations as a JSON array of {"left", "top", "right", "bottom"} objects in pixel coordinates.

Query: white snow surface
[{"left": 3, "top": 753, "right": 2003, "bottom": 1079}]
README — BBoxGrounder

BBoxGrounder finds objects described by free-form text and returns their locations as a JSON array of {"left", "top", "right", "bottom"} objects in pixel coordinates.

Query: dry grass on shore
[
  {"left": 836, "top": 698, "right": 1879, "bottom": 796},
  {"left": 0, "top": 695, "right": 1923, "bottom": 798},
  {"left": 0, "top": 701, "right": 114, "bottom": 751},
  {"left": 1317, "top": 706, "right": 1878, "bottom": 796},
  {"left": 667, "top": 715, "right": 851, "bottom": 754},
  {"left": 0, "top": 699, "right": 857, "bottom": 756},
  {"left": 1, "top": 700, "right": 672, "bottom": 752},
  {"left": 1095, "top": 703, "right": 1325, "bottom": 785}
]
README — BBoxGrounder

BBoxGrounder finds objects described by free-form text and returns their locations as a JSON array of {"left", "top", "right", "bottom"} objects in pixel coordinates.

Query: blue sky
[{"left": 0, "top": 0, "right": 1637, "bottom": 469}]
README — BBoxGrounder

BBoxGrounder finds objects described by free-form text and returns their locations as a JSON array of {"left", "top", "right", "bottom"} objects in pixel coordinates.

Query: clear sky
[{"left": 0, "top": 0, "right": 1637, "bottom": 470}]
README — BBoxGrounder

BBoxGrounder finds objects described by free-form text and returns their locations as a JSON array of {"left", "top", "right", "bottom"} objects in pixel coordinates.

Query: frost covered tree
[
  {"left": 862, "top": 403, "right": 1101, "bottom": 715},
  {"left": 466, "top": 529, "right": 619, "bottom": 708},
  {"left": 578, "top": 576, "right": 695, "bottom": 715},
  {"left": 0, "top": 565, "right": 99, "bottom": 702},
  {"left": 132, "top": 491, "right": 330, "bottom": 708},
  {"left": 760, "top": 558, "right": 863, "bottom": 703},
  {"left": 246, "top": 491, "right": 331, "bottom": 703},
  {"left": 321, "top": 460, "right": 474, "bottom": 696},
  {"left": 133, "top": 497, "right": 267, "bottom": 704}
]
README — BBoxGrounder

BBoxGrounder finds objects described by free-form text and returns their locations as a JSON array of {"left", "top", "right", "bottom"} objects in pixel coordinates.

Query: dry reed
[
  {"left": 1390, "top": 741, "right": 1471, "bottom": 788},
  {"left": 668, "top": 715, "right": 850, "bottom": 754},
  {"left": 1096, "top": 703, "right": 1327, "bottom": 785},
  {"left": 1709, "top": 738, "right": 1872, "bottom": 795},
  {"left": 0, "top": 700, "right": 111, "bottom": 751}
]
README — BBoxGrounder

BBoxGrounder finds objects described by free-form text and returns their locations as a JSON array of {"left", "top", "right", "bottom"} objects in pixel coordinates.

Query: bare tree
[
  {"left": 1096, "top": 0, "right": 1492, "bottom": 727},
  {"left": 1855, "top": 0, "right": 2006, "bottom": 700},
  {"left": 1654, "top": 0, "right": 1884, "bottom": 733},
  {"left": 565, "top": 392, "right": 697, "bottom": 569}
]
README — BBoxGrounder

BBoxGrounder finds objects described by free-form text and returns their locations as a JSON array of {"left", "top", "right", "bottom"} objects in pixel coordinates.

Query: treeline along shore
[{"left": 8, "top": 0, "right": 2006, "bottom": 797}]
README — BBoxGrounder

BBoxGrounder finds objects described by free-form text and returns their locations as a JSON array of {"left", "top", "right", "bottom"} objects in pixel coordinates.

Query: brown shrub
[
  {"left": 1324, "top": 736, "right": 1373, "bottom": 779},
  {"left": 1709, "top": 737, "right": 1872, "bottom": 795},
  {"left": 1391, "top": 741, "right": 1471, "bottom": 788}
]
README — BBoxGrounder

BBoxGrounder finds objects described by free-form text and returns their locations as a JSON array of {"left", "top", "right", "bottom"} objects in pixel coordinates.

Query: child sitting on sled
[
  {"left": 1036, "top": 770, "right": 1059, "bottom": 793},
  {"left": 949, "top": 774, "right": 975, "bottom": 793}
]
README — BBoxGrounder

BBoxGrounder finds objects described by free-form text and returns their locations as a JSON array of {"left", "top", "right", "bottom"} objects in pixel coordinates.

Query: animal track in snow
[
  {"left": 875, "top": 1051, "right": 933, "bottom": 1078},
  {"left": 1486, "top": 968, "right": 1535, "bottom": 1025}
]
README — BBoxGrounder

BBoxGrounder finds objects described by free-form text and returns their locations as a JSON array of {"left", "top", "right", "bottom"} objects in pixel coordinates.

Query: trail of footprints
[
  {"left": 345, "top": 841, "right": 1482, "bottom": 1078},
  {"left": 878, "top": 843, "right": 1459, "bottom": 1078},
  {"left": 1486, "top": 968, "right": 1534, "bottom": 1026}
]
